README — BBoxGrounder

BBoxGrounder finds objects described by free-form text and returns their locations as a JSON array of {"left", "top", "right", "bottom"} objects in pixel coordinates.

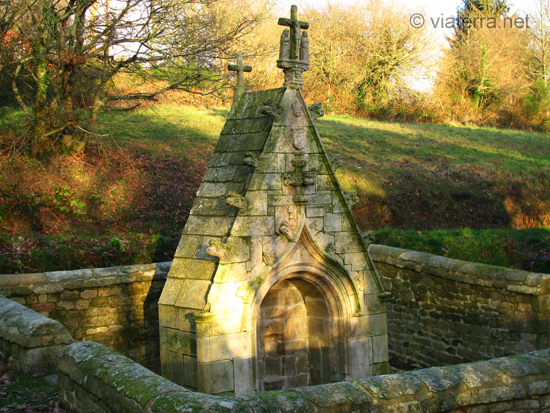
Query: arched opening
[{"left": 256, "top": 274, "right": 344, "bottom": 392}]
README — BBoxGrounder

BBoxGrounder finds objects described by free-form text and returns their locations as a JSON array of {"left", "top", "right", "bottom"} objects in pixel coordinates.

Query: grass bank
[
  {"left": 1, "top": 103, "right": 550, "bottom": 273},
  {"left": 373, "top": 228, "right": 550, "bottom": 273}
]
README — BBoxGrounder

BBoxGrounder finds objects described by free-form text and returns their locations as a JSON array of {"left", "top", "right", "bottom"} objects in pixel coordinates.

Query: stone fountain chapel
[{"left": 158, "top": 5, "right": 391, "bottom": 396}]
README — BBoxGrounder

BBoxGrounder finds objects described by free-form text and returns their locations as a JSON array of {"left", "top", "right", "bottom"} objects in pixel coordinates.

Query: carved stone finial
[
  {"left": 329, "top": 154, "right": 343, "bottom": 171},
  {"left": 228, "top": 53, "right": 252, "bottom": 103},
  {"left": 242, "top": 152, "right": 262, "bottom": 170},
  {"left": 345, "top": 190, "right": 360, "bottom": 209},
  {"left": 278, "top": 5, "right": 309, "bottom": 60},
  {"left": 226, "top": 191, "right": 251, "bottom": 214},
  {"left": 308, "top": 102, "right": 325, "bottom": 121},
  {"left": 261, "top": 99, "right": 283, "bottom": 121},
  {"left": 277, "top": 6, "right": 310, "bottom": 89}
]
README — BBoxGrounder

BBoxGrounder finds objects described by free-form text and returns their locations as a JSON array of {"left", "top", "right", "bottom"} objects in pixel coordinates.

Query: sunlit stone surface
[{"left": 158, "top": 6, "right": 391, "bottom": 396}]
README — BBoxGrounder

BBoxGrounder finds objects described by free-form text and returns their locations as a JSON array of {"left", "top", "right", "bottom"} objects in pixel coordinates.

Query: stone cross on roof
[
  {"left": 278, "top": 5, "right": 309, "bottom": 60},
  {"left": 228, "top": 53, "right": 252, "bottom": 103},
  {"left": 277, "top": 5, "right": 310, "bottom": 89}
]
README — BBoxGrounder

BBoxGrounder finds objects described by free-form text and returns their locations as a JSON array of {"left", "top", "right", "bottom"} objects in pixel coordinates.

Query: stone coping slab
[
  {"left": 369, "top": 244, "right": 550, "bottom": 295},
  {"left": 0, "top": 262, "right": 172, "bottom": 296}
]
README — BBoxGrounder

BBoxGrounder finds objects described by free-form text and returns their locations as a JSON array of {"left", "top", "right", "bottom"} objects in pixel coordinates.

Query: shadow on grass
[{"left": 317, "top": 118, "right": 550, "bottom": 230}]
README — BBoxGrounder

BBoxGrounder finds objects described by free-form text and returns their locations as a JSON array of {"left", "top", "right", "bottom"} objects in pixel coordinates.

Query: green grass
[
  {"left": 96, "top": 105, "right": 228, "bottom": 161},
  {"left": 317, "top": 115, "right": 550, "bottom": 195},
  {"left": 373, "top": 227, "right": 550, "bottom": 272}
]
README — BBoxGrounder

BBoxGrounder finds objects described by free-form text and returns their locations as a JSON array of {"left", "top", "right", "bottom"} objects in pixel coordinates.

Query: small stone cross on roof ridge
[
  {"left": 228, "top": 53, "right": 252, "bottom": 90},
  {"left": 228, "top": 53, "right": 252, "bottom": 103}
]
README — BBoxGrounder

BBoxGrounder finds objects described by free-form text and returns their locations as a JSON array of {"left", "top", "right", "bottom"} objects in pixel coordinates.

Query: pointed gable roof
[{"left": 160, "top": 85, "right": 387, "bottom": 316}]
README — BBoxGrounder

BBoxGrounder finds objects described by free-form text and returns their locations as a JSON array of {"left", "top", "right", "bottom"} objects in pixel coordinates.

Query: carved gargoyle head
[
  {"left": 345, "top": 190, "right": 360, "bottom": 209},
  {"left": 225, "top": 191, "right": 250, "bottom": 214},
  {"left": 205, "top": 239, "right": 227, "bottom": 261},
  {"left": 308, "top": 102, "right": 325, "bottom": 121}
]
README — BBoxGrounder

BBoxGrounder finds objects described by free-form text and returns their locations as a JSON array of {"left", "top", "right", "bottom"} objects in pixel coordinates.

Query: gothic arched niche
[{"left": 256, "top": 273, "right": 345, "bottom": 391}]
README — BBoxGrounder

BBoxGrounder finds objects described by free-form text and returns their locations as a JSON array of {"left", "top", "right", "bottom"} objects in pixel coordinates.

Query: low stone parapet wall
[
  {"left": 0, "top": 294, "right": 73, "bottom": 375},
  {"left": 369, "top": 244, "right": 550, "bottom": 368},
  {"left": 0, "top": 262, "right": 170, "bottom": 371},
  {"left": 59, "top": 340, "right": 550, "bottom": 412}
]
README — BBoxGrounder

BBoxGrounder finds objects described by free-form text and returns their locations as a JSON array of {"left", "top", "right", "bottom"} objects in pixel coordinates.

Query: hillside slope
[{"left": 1, "top": 105, "right": 549, "bottom": 273}]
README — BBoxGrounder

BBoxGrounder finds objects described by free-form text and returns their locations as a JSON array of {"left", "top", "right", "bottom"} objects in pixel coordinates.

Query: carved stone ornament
[
  {"left": 329, "top": 154, "right": 343, "bottom": 171},
  {"left": 309, "top": 220, "right": 323, "bottom": 234},
  {"left": 292, "top": 129, "right": 307, "bottom": 150},
  {"left": 242, "top": 152, "right": 262, "bottom": 171},
  {"left": 205, "top": 239, "right": 228, "bottom": 261},
  {"left": 226, "top": 191, "right": 251, "bottom": 214},
  {"left": 261, "top": 99, "right": 283, "bottom": 122},
  {"left": 292, "top": 100, "right": 303, "bottom": 117},
  {"left": 291, "top": 157, "right": 307, "bottom": 169},
  {"left": 279, "top": 221, "right": 295, "bottom": 241},
  {"left": 278, "top": 205, "right": 298, "bottom": 241},
  {"left": 228, "top": 53, "right": 252, "bottom": 103},
  {"left": 354, "top": 275, "right": 364, "bottom": 291},
  {"left": 345, "top": 190, "right": 360, "bottom": 209},
  {"left": 282, "top": 171, "right": 316, "bottom": 187},
  {"left": 308, "top": 102, "right": 324, "bottom": 121},
  {"left": 205, "top": 237, "right": 249, "bottom": 263},
  {"left": 362, "top": 230, "right": 375, "bottom": 245},
  {"left": 262, "top": 249, "right": 276, "bottom": 266},
  {"left": 277, "top": 6, "right": 310, "bottom": 89},
  {"left": 300, "top": 31, "right": 309, "bottom": 63}
]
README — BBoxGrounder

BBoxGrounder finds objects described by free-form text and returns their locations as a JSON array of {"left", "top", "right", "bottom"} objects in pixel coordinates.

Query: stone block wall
[
  {"left": 0, "top": 294, "right": 73, "bottom": 375},
  {"left": 58, "top": 340, "right": 550, "bottom": 412},
  {"left": 0, "top": 262, "right": 170, "bottom": 371},
  {"left": 369, "top": 244, "right": 550, "bottom": 368}
]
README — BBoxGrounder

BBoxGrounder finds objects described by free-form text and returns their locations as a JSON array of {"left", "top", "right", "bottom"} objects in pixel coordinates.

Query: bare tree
[
  {"left": 0, "top": 0, "right": 268, "bottom": 155},
  {"left": 301, "top": 0, "right": 434, "bottom": 114}
]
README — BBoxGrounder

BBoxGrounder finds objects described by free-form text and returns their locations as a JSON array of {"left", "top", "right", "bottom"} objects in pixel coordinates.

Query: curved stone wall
[
  {"left": 0, "top": 262, "right": 170, "bottom": 371},
  {"left": 369, "top": 244, "right": 550, "bottom": 368},
  {"left": 58, "top": 340, "right": 550, "bottom": 412}
]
